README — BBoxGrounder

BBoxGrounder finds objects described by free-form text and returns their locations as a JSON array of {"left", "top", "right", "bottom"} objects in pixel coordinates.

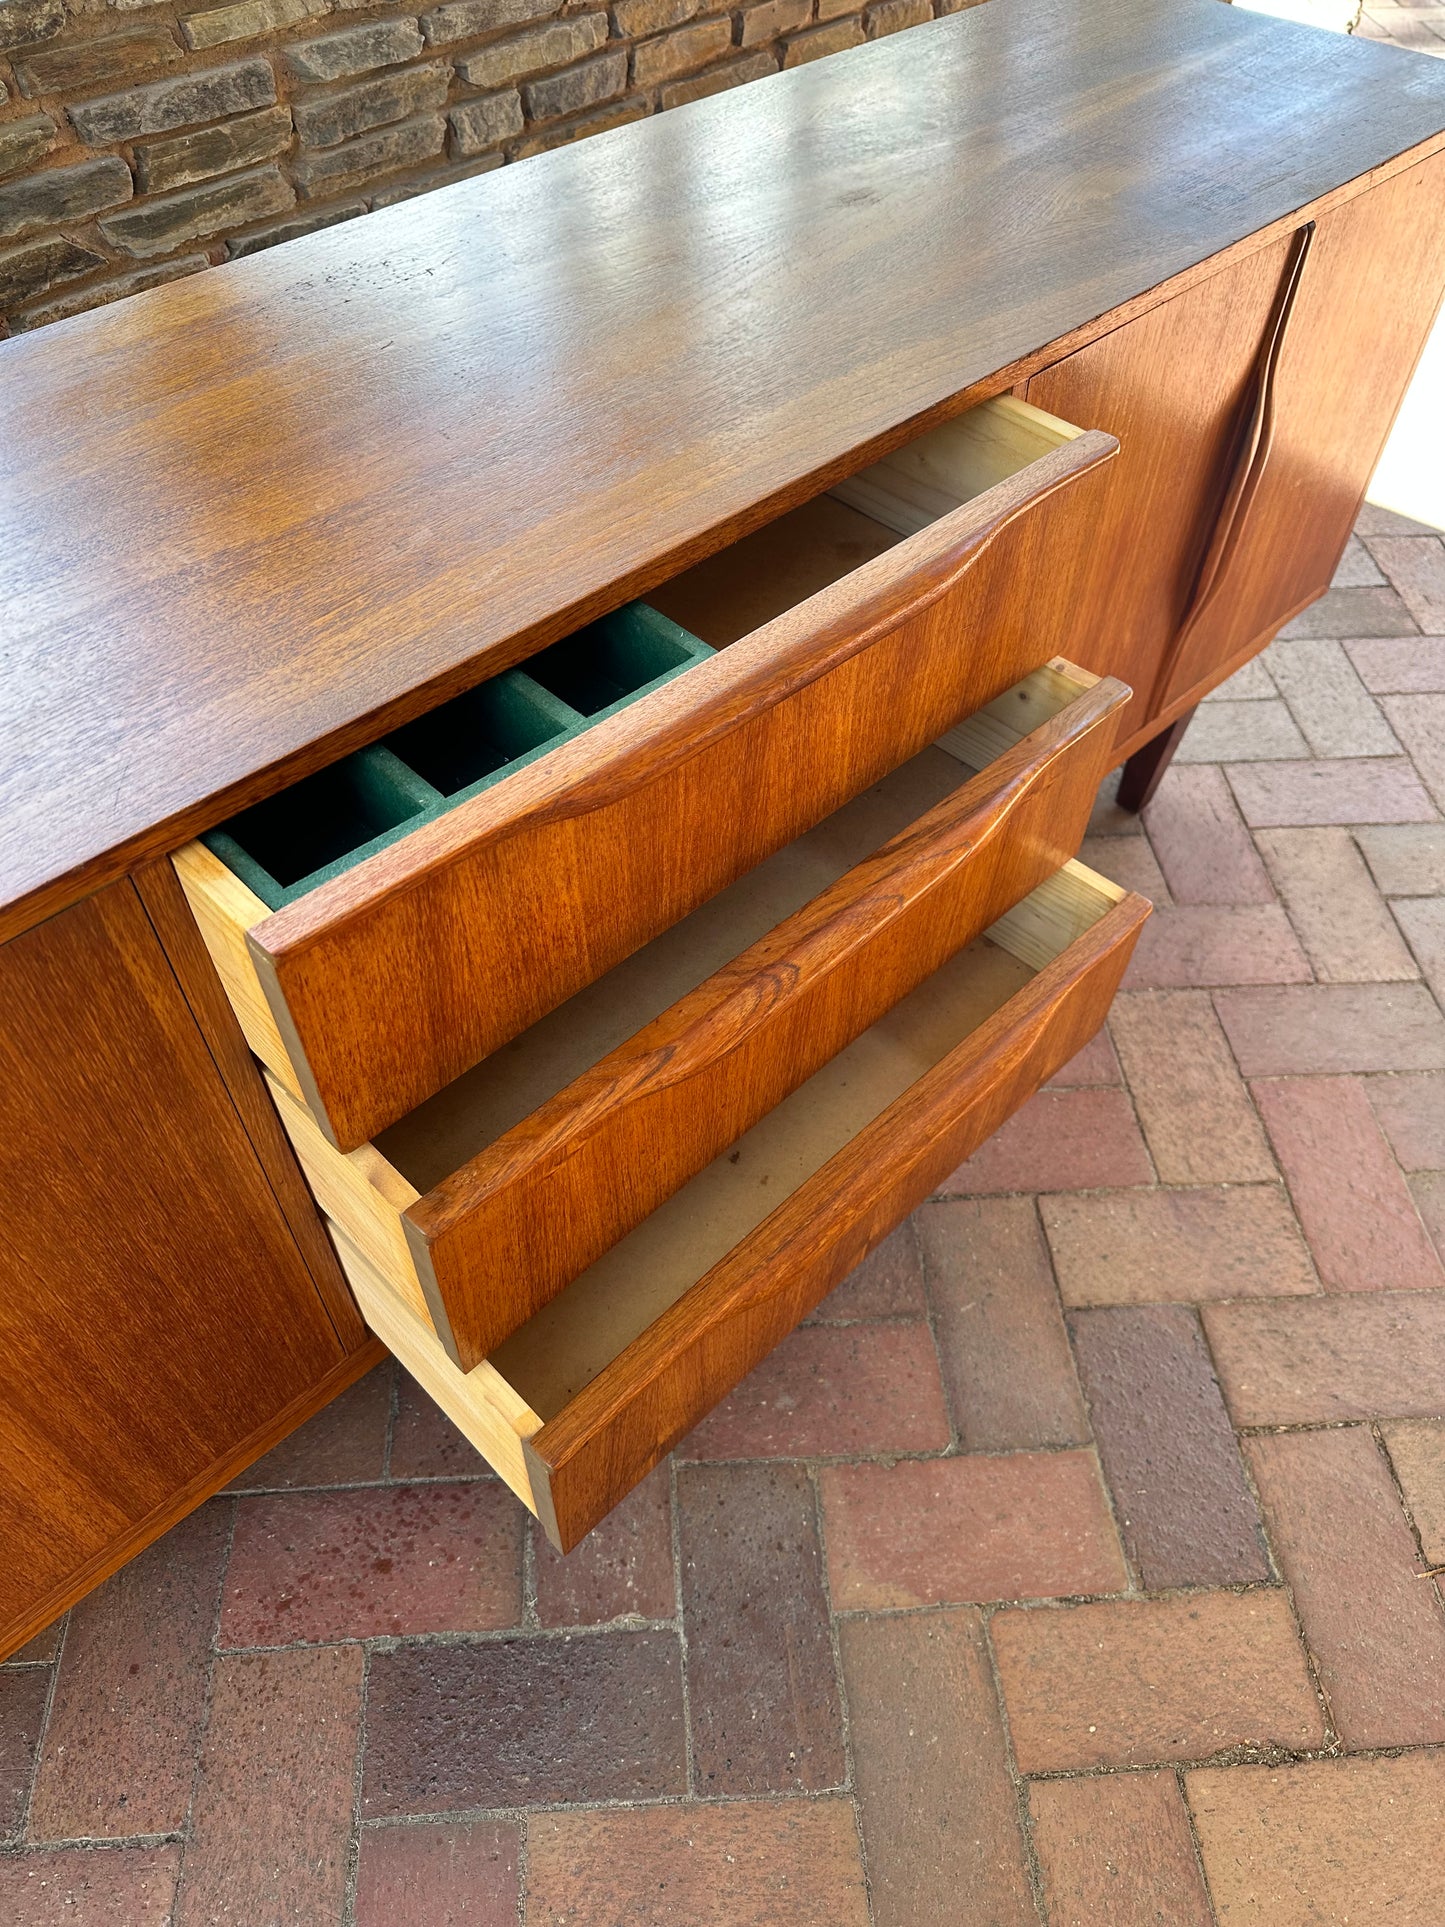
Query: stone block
[
  {"left": 293, "top": 62, "right": 447, "bottom": 148},
  {"left": 454, "top": 12, "right": 606, "bottom": 88},
  {"left": 136, "top": 102, "right": 292, "bottom": 191},
  {"left": 226, "top": 196, "right": 364, "bottom": 254},
  {"left": 17, "top": 25, "right": 180, "bottom": 97},
  {"left": 632, "top": 14, "right": 730, "bottom": 84},
  {"left": 738, "top": 0, "right": 807, "bottom": 45},
  {"left": 0, "top": 232, "right": 103, "bottom": 311},
  {"left": 523, "top": 46, "right": 625, "bottom": 118},
  {"left": 420, "top": 0, "right": 557, "bottom": 46},
  {"left": 658, "top": 46, "right": 772, "bottom": 106},
  {"left": 291, "top": 110, "right": 444, "bottom": 195},
  {"left": 613, "top": 0, "right": 693, "bottom": 31},
  {"left": 181, "top": 0, "right": 328, "bottom": 52},
  {"left": 283, "top": 16, "right": 423, "bottom": 81},
  {"left": 69, "top": 57, "right": 276, "bottom": 143},
  {"left": 783, "top": 16, "right": 864, "bottom": 62},
  {"left": 0, "top": 155, "right": 132, "bottom": 244},
  {"left": 512, "top": 92, "right": 644, "bottom": 152},
  {"left": 449, "top": 88, "right": 523, "bottom": 154},
  {"left": 0, "top": 0, "right": 65, "bottom": 54},
  {"left": 100, "top": 162, "right": 292, "bottom": 257},
  {"left": 12, "top": 252, "right": 204, "bottom": 330},
  {"left": 0, "top": 111, "right": 56, "bottom": 178}
]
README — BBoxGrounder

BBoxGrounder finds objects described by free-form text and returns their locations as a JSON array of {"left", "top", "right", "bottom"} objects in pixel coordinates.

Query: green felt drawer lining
[{"left": 203, "top": 602, "right": 713, "bottom": 911}]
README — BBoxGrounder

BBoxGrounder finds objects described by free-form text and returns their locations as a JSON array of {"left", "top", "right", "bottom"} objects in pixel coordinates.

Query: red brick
[
  {"left": 3, "top": 1624, "right": 63, "bottom": 1666},
  {"left": 175, "top": 1645, "right": 363, "bottom": 1927},
  {"left": 1266, "top": 636, "right": 1403, "bottom": 758},
  {"left": 1381, "top": 1419, "right": 1445, "bottom": 1562},
  {"left": 1177, "top": 697, "right": 1307, "bottom": 761},
  {"left": 533, "top": 1462, "right": 673, "bottom": 1627},
  {"left": 1201, "top": 1291, "right": 1445, "bottom": 1424},
  {"left": 1226, "top": 756, "right": 1436, "bottom": 827},
  {"left": 807, "top": 1220, "right": 926, "bottom": 1320},
  {"left": 220, "top": 1481, "right": 522, "bottom": 1644},
  {"left": 362, "top": 1631, "right": 685, "bottom": 1814},
  {"left": 526, "top": 1800, "right": 869, "bottom": 1926},
  {"left": 678, "top": 1320, "right": 949, "bottom": 1460},
  {"left": 820, "top": 1449, "right": 1125, "bottom": 1611},
  {"left": 840, "top": 1609, "right": 1034, "bottom": 1927},
  {"left": 940, "top": 1087, "right": 1153, "bottom": 1195},
  {"left": 0, "top": 1670, "right": 49, "bottom": 1842},
  {"left": 1087, "top": 766, "right": 1148, "bottom": 836},
  {"left": 1188, "top": 1753, "right": 1445, "bottom": 1924},
  {"left": 28, "top": 1499, "right": 229, "bottom": 1841},
  {"left": 1122, "top": 904, "right": 1310, "bottom": 989},
  {"left": 1255, "top": 825, "right": 1418, "bottom": 981},
  {"left": 1249, "top": 1426, "right": 1445, "bottom": 1747},
  {"left": 229, "top": 1361, "right": 392, "bottom": 1491},
  {"left": 354, "top": 1820, "right": 520, "bottom": 1927},
  {"left": 1254, "top": 1075, "right": 1443, "bottom": 1292},
  {"left": 1276, "top": 585, "right": 1417, "bottom": 637},
  {"left": 1078, "top": 832, "right": 1170, "bottom": 901},
  {"left": 1415, "top": 1170, "right": 1445, "bottom": 1255},
  {"left": 1356, "top": 821, "right": 1445, "bottom": 896},
  {"left": 916, "top": 1198, "right": 1088, "bottom": 1449},
  {"left": 1110, "top": 991, "right": 1275, "bottom": 1185},
  {"left": 0, "top": 1845, "right": 181, "bottom": 1923},
  {"left": 1347, "top": 634, "right": 1445, "bottom": 693},
  {"left": 678, "top": 1462, "right": 844, "bottom": 1794},
  {"left": 1367, "top": 1072, "right": 1445, "bottom": 1171},
  {"left": 1141, "top": 764, "right": 1274, "bottom": 904},
  {"left": 991, "top": 1589, "right": 1323, "bottom": 1771},
  {"left": 389, "top": 1369, "right": 493, "bottom": 1479},
  {"left": 1041, "top": 1183, "right": 1316, "bottom": 1305},
  {"left": 1043, "top": 1024, "right": 1122, "bottom": 1088},
  {"left": 1214, "top": 981, "right": 1445, "bottom": 1075},
  {"left": 1070, "top": 1305, "right": 1268, "bottom": 1587},
  {"left": 1367, "top": 534, "right": 1445, "bottom": 631},
  {"left": 1029, "top": 1770, "right": 1214, "bottom": 1927},
  {"left": 1394, "top": 893, "right": 1445, "bottom": 999}
]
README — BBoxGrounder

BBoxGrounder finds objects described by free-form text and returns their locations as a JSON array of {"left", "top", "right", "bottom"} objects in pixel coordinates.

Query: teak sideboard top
[{"left": 4, "top": 0, "right": 1445, "bottom": 942}]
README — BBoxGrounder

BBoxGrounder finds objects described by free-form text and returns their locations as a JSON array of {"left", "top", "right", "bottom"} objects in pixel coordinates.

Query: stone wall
[{"left": 0, "top": 0, "right": 983, "bottom": 334}]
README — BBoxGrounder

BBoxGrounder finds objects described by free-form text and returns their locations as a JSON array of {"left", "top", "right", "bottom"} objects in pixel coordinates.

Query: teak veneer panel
[
  {"left": 0, "top": 884, "right": 349, "bottom": 1641},
  {"left": 205, "top": 426, "right": 1116, "bottom": 1151},
  {"left": 4, "top": 0, "right": 1445, "bottom": 939},
  {"left": 326, "top": 863, "right": 1148, "bottom": 1550}
]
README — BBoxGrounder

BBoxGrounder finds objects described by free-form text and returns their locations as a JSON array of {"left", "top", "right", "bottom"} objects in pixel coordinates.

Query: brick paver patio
[{"left": 1, "top": 499, "right": 1441, "bottom": 1924}]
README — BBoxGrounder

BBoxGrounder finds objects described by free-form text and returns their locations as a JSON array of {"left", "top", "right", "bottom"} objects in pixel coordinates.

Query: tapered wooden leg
[{"left": 1115, "top": 707, "right": 1198, "bottom": 812}]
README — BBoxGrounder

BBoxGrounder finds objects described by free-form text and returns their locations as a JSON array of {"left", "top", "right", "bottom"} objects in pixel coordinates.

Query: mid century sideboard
[{"left": 3, "top": 0, "right": 1444, "bottom": 1652}]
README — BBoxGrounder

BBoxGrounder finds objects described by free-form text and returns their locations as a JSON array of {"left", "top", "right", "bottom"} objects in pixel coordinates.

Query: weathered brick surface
[
  {"left": 284, "top": 17, "right": 424, "bottom": 80},
  {"left": 1256, "top": 824, "right": 1418, "bottom": 980},
  {"left": 1203, "top": 1291, "right": 1445, "bottom": 1425},
  {"left": 11, "top": 251, "right": 206, "bottom": 327},
  {"left": 1109, "top": 989, "right": 1275, "bottom": 1185},
  {"left": 182, "top": 0, "right": 327, "bottom": 52},
  {"left": 840, "top": 1609, "right": 1034, "bottom": 1927},
  {"left": 354, "top": 1821, "right": 521, "bottom": 1927},
  {"left": 0, "top": 0, "right": 65, "bottom": 53},
  {"left": 449, "top": 88, "right": 524, "bottom": 153},
  {"left": 293, "top": 112, "right": 446, "bottom": 195},
  {"left": 1372, "top": 1073, "right": 1445, "bottom": 1175},
  {"left": 1030, "top": 1770, "right": 1215, "bottom": 1927},
  {"left": 632, "top": 13, "right": 731, "bottom": 82},
  {"left": 455, "top": 13, "right": 606, "bottom": 86},
  {"left": 1041, "top": 1183, "right": 1316, "bottom": 1305},
  {"left": 15, "top": 25, "right": 182, "bottom": 96},
  {"left": 0, "top": 234, "right": 105, "bottom": 308},
  {"left": 523, "top": 47, "right": 627, "bottom": 117}
]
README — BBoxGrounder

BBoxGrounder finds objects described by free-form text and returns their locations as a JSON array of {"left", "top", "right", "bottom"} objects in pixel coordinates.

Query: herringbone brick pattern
[{"left": 2, "top": 503, "right": 1443, "bottom": 1923}]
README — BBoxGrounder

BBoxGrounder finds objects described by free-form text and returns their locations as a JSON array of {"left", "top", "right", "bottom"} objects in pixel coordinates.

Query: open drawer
[
  {"left": 261, "top": 660, "right": 1128, "bottom": 1370},
  {"left": 174, "top": 394, "right": 1116, "bottom": 1152},
  {"left": 332, "top": 858, "right": 1149, "bottom": 1551}
]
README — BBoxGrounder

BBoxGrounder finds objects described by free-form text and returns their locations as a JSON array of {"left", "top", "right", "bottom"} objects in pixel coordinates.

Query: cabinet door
[
  {"left": 1024, "top": 233, "right": 1294, "bottom": 749},
  {"left": 0, "top": 882, "right": 349, "bottom": 1649},
  {"left": 1160, "top": 148, "right": 1445, "bottom": 709}
]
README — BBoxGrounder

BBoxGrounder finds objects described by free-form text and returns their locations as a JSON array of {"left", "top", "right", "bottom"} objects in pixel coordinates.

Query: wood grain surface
[
  {"left": 521, "top": 884, "right": 1150, "bottom": 1551},
  {"left": 407, "top": 671, "right": 1128, "bottom": 1369},
  {"left": 4, "top": 0, "right": 1444, "bottom": 939},
  {"left": 245, "top": 432, "right": 1116, "bottom": 1150},
  {"left": 0, "top": 883, "right": 349, "bottom": 1642}
]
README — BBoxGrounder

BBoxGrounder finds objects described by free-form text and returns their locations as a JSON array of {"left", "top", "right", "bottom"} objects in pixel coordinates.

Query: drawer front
[
  {"left": 407, "top": 666, "right": 1129, "bottom": 1368},
  {"left": 177, "top": 412, "right": 1115, "bottom": 1152},
  {"left": 328, "top": 863, "right": 1148, "bottom": 1552},
  {"left": 521, "top": 879, "right": 1146, "bottom": 1551}
]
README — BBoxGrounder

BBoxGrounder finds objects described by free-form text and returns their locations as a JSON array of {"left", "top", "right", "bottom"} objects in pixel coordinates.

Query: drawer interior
[
  {"left": 647, "top": 394, "right": 1083, "bottom": 647},
  {"left": 197, "top": 395, "right": 1081, "bottom": 911},
  {"left": 488, "top": 857, "right": 1123, "bottom": 1419},
  {"left": 371, "top": 660, "right": 1091, "bottom": 1195},
  {"left": 203, "top": 604, "right": 714, "bottom": 908}
]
